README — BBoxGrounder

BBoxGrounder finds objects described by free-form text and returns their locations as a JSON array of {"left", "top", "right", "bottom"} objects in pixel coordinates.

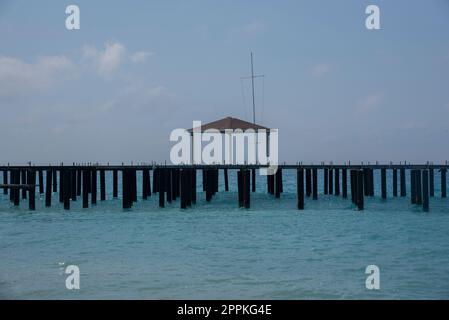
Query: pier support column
[
  {"left": 113, "top": 169, "right": 118, "bottom": 198},
  {"left": 158, "top": 168, "right": 165, "bottom": 207},
  {"left": 275, "top": 168, "right": 281, "bottom": 198},
  {"left": 224, "top": 169, "right": 229, "bottom": 191},
  {"left": 251, "top": 168, "right": 256, "bottom": 192},
  {"left": 45, "top": 169, "right": 52, "bottom": 207},
  {"left": 381, "top": 168, "right": 387, "bottom": 199},
  {"left": 21, "top": 170, "right": 27, "bottom": 199},
  {"left": 423, "top": 170, "right": 429, "bottom": 212},
  {"left": 297, "top": 168, "right": 304, "bottom": 210},
  {"left": 237, "top": 170, "right": 243, "bottom": 207},
  {"left": 83, "top": 170, "right": 89, "bottom": 208},
  {"left": 91, "top": 169, "right": 97, "bottom": 205},
  {"left": 28, "top": 170, "right": 36, "bottom": 211},
  {"left": 324, "top": 168, "right": 328, "bottom": 195},
  {"left": 312, "top": 168, "right": 318, "bottom": 200},
  {"left": 441, "top": 168, "right": 447, "bottom": 198},
  {"left": 76, "top": 169, "right": 81, "bottom": 196},
  {"left": 38, "top": 170, "right": 44, "bottom": 194},
  {"left": 393, "top": 169, "right": 398, "bottom": 197},
  {"left": 335, "top": 168, "right": 340, "bottom": 196},
  {"left": 3, "top": 170, "right": 7, "bottom": 195},
  {"left": 429, "top": 168, "right": 434, "bottom": 197},
  {"left": 100, "top": 169, "right": 106, "bottom": 201},
  {"left": 357, "top": 170, "right": 364, "bottom": 210},
  {"left": 329, "top": 168, "right": 333, "bottom": 195},
  {"left": 305, "top": 169, "right": 311, "bottom": 197},
  {"left": 63, "top": 170, "right": 70, "bottom": 210},
  {"left": 400, "top": 168, "right": 406, "bottom": 197},
  {"left": 142, "top": 169, "right": 149, "bottom": 200},
  {"left": 342, "top": 169, "right": 347, "bottom": 199}
]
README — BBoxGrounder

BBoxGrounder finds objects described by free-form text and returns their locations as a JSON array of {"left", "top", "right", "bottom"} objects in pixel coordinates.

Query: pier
[{"left": 0, "top": 163, "right": 447, "bottom": 212}]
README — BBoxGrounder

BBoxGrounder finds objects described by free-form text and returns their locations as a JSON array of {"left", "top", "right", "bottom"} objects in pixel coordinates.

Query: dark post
[
  {"left": 71, "top": 170, "right": 76, "bottom": 201},
  {"left": 45, "top": 169, "right": 52, "bottom": 207},
  {"left": 38, "top": 170, "right": 44, "bottom": 194},
  {"left": 416, "top": 169, "right": 422, "bottom": 205},
  {"left": 335, "top": 168, "right": 340, "bottom": 196},
  {"left": 329, "top": 168, "right": 333, "bottom": 195},
  {"left": 400, "top": 168, "right": 406, "bottom": 197},
  {"left": 342, "top": 168, "right": 347, "bottom": 199},
  {"left": 191, "top": 169, "right": 197, "bottom": 204},
  {"left": 82, "top": 170, "right": 89, "bottom": 208},
  {"left": 237, "top": 170, "right": 243, "bottom": 207},
  {"left": 180, "top": 170, "right": 186, "bottom": 209},
  {"left": 422, "top": 170, "right": 429, "bottom": 212},
  {"left": 52, "top": 169, "right": 57, "bottom": 192},
  {"left": 28, "top": 170, "right": 36, "bottom": 211},
  {"left": 441, "top": 168, "right": 447, "bottom": 198},
  {"left": 392, "top": 169, "right": 398, "bottom": 197},
  {"left": 244, "top": 169, "right": 251, "bottom": 208},
  {"left": 158, "top": 168, "right": 165, "bottom": 207},
  {"left": 312, "top": 168, "right": 318, "bottom": 200},
  {"left": 100, "top": 169, "right": 106, "bottom": 201},
  {"left": 411, "top": 170, "right": 416, "bottom": 204},
  {"left": 350, "top": 170, "right": 355, "bottom": 204},
  {"left": 76, "top": 169, "right": 81, "bottom": 196},
  {"left": 122, "top": 169, "right": 130, "bottom": 209},
  {"left": 429, "top": 168, "right": 434, "bottom": 197},
  {"left": 324, "top": 168, "right": 328, "bottom": 195},
  {"left": 3, "top": 170, "right": 7, "bottom": 195},
  {"left": 21, "top": 170, "right": 27, "bottom": 199},
  {"left": 224, "top": 169, "right": 229, "bottom": 191},
  {"left": 113, "top": 169, "right": 118, "bottom": 198},
  {"left": 63, "top": 170, "right": 70, "bottom": 210},
  {"left": 59, "top": 170, "right": 64, "bottom": 203},
  {"left": 381, "top": 168, "right": 387, "bottom": 199},
  {"left": 357, "top": 170, "right": 364, "bottom": 210},
  {"left": 91, "top": 169, "right": 97, "bottom": 205},
  {"left": 370, "top": 169, "right": 375, "bottom": 197},
  {"left": 251, "top": 168, "right": 256, "bottom": 192},
  {"left": 305, "top": 168, "right": 311, "bottom": 197},
  {"left": 13, "top": 170, "right": 20, "bottom": 206},
  {"left": 166, "top": 169, "right": 173, "bottom": 203},
  {"left": 142, "top": 170, "right": 148, "bottom": 200},
  {"left": 275, "top": 168, "right": 281, "bottom": 198},
  {"left": 297, "top": 168, "right": 304, "bottom": 210}
]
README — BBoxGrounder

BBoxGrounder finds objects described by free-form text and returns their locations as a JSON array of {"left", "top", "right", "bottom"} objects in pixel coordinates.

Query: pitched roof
[{"left": 188, "top": 116, "right": 270, "bottom": 133}]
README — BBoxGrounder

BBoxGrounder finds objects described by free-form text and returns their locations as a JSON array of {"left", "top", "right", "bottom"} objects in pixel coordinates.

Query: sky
[{"left": 1, "top": 0, "right": 449, "bottom": 165}]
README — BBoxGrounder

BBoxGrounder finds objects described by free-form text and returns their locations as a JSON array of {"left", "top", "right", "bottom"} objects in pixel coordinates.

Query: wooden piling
[
  {"left": 82, "top": 170, "right": 89, "bottom": 208},
  {"left": 100, "top": 169, "right": 106, "bottom": 201},
  {"left": 400, "top": 168, "right": 406, "bottom": 197},
  {"left": 191, "top": 169, "right": 196, "bottom": 204},
  {"left": 38, "top": 170, "right": 44, "bottom": 194},
  {"left": 429, "top": 168, "right": 434, "bottom": 197},
  {"left": 297, "top": 168, "right": 304, "bottom": 210},
  {"left": 393, "top": 169, "right": 398, "bottom": 197},
  {"left": 113, "top": 169, "right": 118, "bottom": 198},
  {"left": 342, "top": 168, "right": 347, "bottom": 199},
  {"left": 180, "top": 169, "right": 186, "bottom": 209},
  {"left": 158, "top": 168, "right": 165, "bottom": 207},
  {"left": 244, "top": 169, "right": 250, "bottom": 208},
  {"left": 142, "top": 169, "right": 149, "bottom": 200},
  {"left": 335, "top": 168, "right": 340, "bottom": 196},
  {"left": 63, "top": 170, "right": 70, "bottom": 210},
  {"left": 52, "top": 169, "right": 57, "bottom": 192},
  {"left": 13, "top": 170, "right": 20, "bottom": 206},
  {"left": 3, "top": 170, "right": 7, "bottom": 195},
  {"left": 441, "top": 168, "right": 447, "bottom": 198},
  {"left": 237, "top": 170, "right": 243, "bottom": 207},
  {"left": 167, "top": 169, "right": 173, "bottom": 204},
  {"left": 91, "top": 169, "right": 97, "bottom": 205},
  {"left": 21, "top": 170, "right": 27, "bottom": 199},
  {"left": 416, "top": 169, "right": 422, "bottom": 205},
  {"left": 357, "top": 170, "right": 364, "bottom": 210},
  {"left": 275, "top": 168, "right": 281, "bottom": 198},
  {"left": 28, "top": 170, "right": 36, "bottom": 211},
  {"left": 76, "top": 169, "right": 81, "bottom": 196},
  {"left": 45, "top": 169, "right": 52, "bottom": 207},
  {"left": 122, "top": 169, "right": 131, "bottom": 209},
  {"left": 381, "top": 168, "right": 387, "bottom": 199},
  {"left": 422, "top": 170, "right": 429, "bottom": 212},
  {"left": 324, "top": 168, "right": 328, "bottom": 195},
  {"left": 71, "top": 170, "right": 76, "bottom": 201},
  {"left": 59, "top": 170, "right": 64, "bottom": 203},
  {"left": 329, "top": 168, "right": 333, "bottom": 195},
  {"left": 411, "top": 170, "right": 416, "bottom": 204},
  {"left": 305, "top": 169, "right": 311, "bottom": 197},
  {"left": 251, "top": 168, "right": 256, "bottom": 192},
  {"left": 224, "top": 168, "right": 229, "bottom": 191},
  {"left": 312, "top": 168, "right": 318, "bottom": 200}
]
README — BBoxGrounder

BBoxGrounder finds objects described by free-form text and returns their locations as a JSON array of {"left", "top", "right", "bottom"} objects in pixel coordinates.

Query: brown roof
[{"left": 188, "top": 116, "right": 270, "bottom": 133}]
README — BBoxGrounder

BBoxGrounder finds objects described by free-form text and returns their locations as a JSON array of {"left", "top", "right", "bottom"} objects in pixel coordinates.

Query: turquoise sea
[{"left": 1, "top": 169, "right": 449, "bottom": 299}]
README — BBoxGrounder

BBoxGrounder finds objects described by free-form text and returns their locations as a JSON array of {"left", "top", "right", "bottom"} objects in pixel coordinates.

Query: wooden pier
[{"left": 0, "top": 164, "right": 447, "bottom": 212}]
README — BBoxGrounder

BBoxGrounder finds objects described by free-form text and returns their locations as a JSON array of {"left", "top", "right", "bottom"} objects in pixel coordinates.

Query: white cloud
[
  {"left": 355, "top": 93, "right": 384, "bottom": 113},
  {"left": 0, "top": 55, "right": 73, "bottom": 97},
  {"left": 83, "top": 42, "right": 126, "bottom": 78},
  {"left": 130, "top": 51, "right": 152, "bottom": 64},
  {"left": 310, "top": 64, "right": 330, "bottom": 77}
]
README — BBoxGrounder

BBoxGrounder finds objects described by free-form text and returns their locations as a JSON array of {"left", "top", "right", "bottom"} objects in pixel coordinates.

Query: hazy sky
[{"left": 1, "top": 0, "right": 449, "bottom": 165}]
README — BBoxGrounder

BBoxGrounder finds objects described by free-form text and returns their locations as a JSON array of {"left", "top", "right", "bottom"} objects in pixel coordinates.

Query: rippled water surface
[{"left": 1, "top": 170, "right": 449, "bottom": 299}]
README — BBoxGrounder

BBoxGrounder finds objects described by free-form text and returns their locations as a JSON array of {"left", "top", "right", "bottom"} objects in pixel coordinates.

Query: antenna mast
[{"left": 241, "top": 52, "right": 264, "bottom": 124}]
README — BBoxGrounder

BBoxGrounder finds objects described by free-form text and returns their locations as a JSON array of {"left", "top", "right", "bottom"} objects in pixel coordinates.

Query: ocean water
[{"left": 1, "top": 169, "right": 449, "bottom": 299}]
